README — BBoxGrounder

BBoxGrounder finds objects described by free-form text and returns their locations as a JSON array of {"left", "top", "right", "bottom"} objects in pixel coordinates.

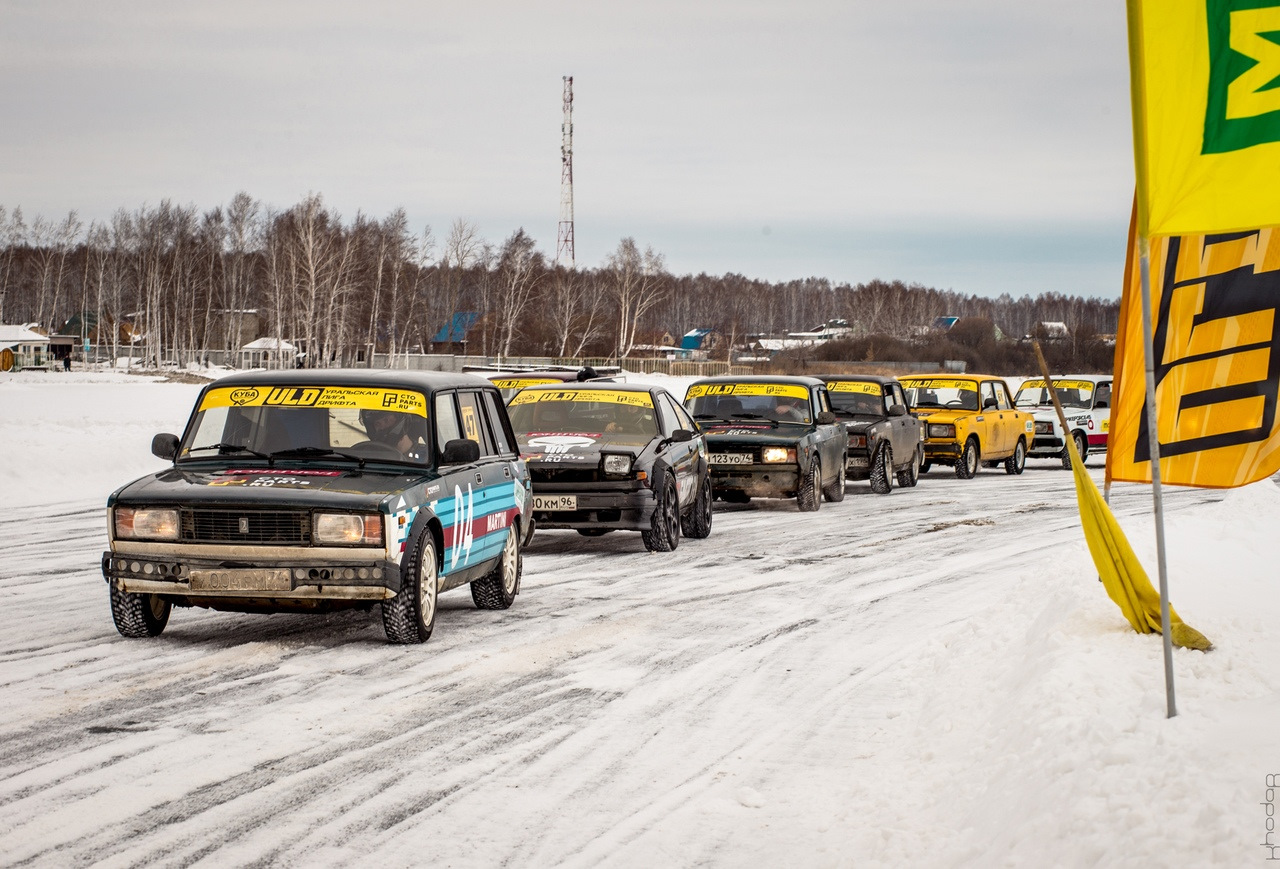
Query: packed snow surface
[{"left": 1, "top": 369, "right": 1277, "bottom": 867}]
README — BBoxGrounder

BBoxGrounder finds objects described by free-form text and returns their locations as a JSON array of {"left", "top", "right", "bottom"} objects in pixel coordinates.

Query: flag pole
[{"left": 1137, "top": 234, "right": 1177, "bottom": 718}]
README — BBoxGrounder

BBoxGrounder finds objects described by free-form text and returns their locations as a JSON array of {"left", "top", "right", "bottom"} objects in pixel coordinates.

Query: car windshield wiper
[
  {"left": 731, "top": 412, "right": 766, "bottom": 419},
  {"left": 188, "top": 442, "right": 272, "bottom": 461},
  {"left": 269, "top": 446, "right": 367, "bottom": 467}
]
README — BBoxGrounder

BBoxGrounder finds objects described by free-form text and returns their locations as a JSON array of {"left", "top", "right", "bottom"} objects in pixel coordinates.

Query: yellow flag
[
  {"left": 1068, "top": 430, "right": 1211, "bottom": 650},
  {"left": 1107, "top": 216, "right": 1280, "bottom": 487},
  {"left": 1128, "top": 0, "right": 1280, "bottom": 236}
]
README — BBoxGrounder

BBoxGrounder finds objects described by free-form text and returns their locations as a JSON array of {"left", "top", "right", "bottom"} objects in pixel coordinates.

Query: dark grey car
[{"left": 823, "top": 375, "right": 924, "bottom": 493}]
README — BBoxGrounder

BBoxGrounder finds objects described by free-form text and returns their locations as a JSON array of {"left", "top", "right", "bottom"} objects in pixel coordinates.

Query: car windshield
[
  {"left": 507, "top": 389, "right": 657, "bottom": 437},
  {"left": 180, "top": 385, "right": 431, "bottom": 466},
  {"left": 1015, "top": 379, "right": 1095, "bottom": 409},
  {"left": 489, "top": 376, "right": 567, "bottom": 402},
  {"left": 902, "top": 379, "right": 980, "bottom": 412},
  {"left": 826, "top": 381, "right": 884, "bottom": 417},
  {"left": 685, "top": 383, "right": 813, "bottom": 424}
]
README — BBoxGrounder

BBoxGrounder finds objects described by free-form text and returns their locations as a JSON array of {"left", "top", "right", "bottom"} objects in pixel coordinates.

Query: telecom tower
[{"left": 556, "top": 75, "right": 575, "bottom": 268}]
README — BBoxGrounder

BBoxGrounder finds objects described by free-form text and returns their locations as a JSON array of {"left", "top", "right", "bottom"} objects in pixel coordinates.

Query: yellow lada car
[{"left": 898, "top": 374, "right": 1034, "bottom": 478}]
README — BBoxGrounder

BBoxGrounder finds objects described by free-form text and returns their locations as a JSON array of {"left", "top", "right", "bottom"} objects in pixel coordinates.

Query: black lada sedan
[
  {"left": 823, "top": 375, "right": 924, "bottom": 493},
  {"left": 102, "top": 370, "right": 532, "bottom": 644},
  {"left": 506, "top": 383, "right": 713, "bottom": 551},
  {"left": 683, "top": 375, "right": 846, "bottom": 510}
]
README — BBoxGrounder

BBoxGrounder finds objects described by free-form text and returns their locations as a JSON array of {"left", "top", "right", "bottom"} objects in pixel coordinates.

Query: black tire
[
  {"left": 472, "top": 524, "right": 521, "bottom": 610},
  {"left": 382, "top": 533, "right": 439, "bottom": 644},
  {"left": 1062, "top": 431, "right": 1087, "bottom": 469},
  {"left": 1005, "top": 438, "right": 1027, "bottom": 475},
  {"left": 869, "top": 442, "right": 893, "bottom": 494},
  {"left": 822, "top": 457, "right": 846, "bottom": 502},
  {"left": 109, "top": 584, "right": 170, "bottom": 638},
  {"left": 896, "top": 444, "right": 921, "bottom": 488},
  {"left": 920, "top": 460, "right": 932, "bottom": 474},
  {"left": 641, "top": 474, "right": 680, "bottom": 552},
  {"left": 954, "top": 437, "right": 979, "bottom": 479},
  {"left": 720, "top": 490, "right": 750, "bottom": 504},
  {"left": 796, "top": 459, "right": 821, "bottom": 511},
  {"left": 577, "top": 528, "right": 613, "bottom": 537},
  {"left": 681, "top": 472, "right": 714, "bottom": 539}
]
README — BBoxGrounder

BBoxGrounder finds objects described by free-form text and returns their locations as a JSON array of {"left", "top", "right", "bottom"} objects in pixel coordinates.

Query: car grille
[
  {"left": 529, "top": 467, "right": 599, "bottom": 484},
  {"left": 181, "top": 509, "right": 312, "bottom": 545}
]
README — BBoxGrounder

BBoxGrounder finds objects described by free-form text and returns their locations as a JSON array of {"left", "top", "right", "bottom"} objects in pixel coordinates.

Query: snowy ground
[{"left": 1, "top": 369, "right": 1277, "bottom": 868}]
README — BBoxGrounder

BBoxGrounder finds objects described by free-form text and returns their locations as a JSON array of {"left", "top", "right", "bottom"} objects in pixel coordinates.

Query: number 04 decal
[{"left": 450, "top": 484, "right": 475, "bottom": 570}]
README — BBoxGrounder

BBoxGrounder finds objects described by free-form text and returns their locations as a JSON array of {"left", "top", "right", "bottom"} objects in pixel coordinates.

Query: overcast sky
[{"left": 0, "top": 0, "right": 1135, "bottom": 299}]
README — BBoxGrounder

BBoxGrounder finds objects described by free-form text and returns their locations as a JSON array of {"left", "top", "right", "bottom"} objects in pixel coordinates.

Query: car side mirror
[
  {"left": 816, "top": 411, "right": 838, "bottom": 425},
  {"left": 983, "top": 397, "right": 998, "bottom": 410},
  {"left": 887, "top": 404, "right": 907, "bottom": 417},
  {"left": 152, "top": 433, "right": 179, "bottom": 461},
  {"left": 1094, "top": 401, "right": 1108, "bottom": 409},
  {"left": 668, "top": 428, "right": 694, "bottom": 442},
  {"left": 440, "top": 438, "right": 480, "bottom": 465}
]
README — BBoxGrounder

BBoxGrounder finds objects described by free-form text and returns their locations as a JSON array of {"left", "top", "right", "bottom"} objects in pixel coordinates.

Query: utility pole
[{"left": 556, "top": 75, "right": 575, "bottom": 269}]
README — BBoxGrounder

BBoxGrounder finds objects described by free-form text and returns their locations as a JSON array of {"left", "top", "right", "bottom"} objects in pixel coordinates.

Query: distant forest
[{"left": 0, "top": 194, "right": 1120, "bottom": 372}]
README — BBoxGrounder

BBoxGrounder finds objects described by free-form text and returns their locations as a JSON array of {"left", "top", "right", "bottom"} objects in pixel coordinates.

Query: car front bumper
[
  {"left": 528, "top": 481, "right": 659, "bottom": 531},
  {"left": 709, "top": 463, "right": 800, "bottom": 498},
  {"left": 922, "top": 441, "right": 962, "bottom": 461}
]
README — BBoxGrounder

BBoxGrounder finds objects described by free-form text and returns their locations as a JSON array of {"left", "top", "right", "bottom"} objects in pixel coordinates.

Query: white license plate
[
  {"left": 846, "top": 456, "right": 869, "bottom": 469},
  {"left": 710, "top": 453, "right": 753, "bottom": 465},
  {"left": 189, "top": 568, "right": 292, "bottom": 592},
  {"left": 533, "top": 494, "right": 577, "bottom": 511}
]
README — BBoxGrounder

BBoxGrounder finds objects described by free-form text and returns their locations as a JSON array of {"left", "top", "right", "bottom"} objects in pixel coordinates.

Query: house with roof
[{"left": 0, "top": 324, "right": 51, "bottom": 370}]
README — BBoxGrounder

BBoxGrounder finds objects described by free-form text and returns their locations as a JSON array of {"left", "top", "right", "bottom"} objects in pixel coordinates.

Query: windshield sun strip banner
[
  {"left": 825, "top": 381, "right": 881, "bottom": 395},
  {"left": 199, "top": 386, "right": 428, "bottom": 416},
  {"left": 1018, "top": 379, "right": 1095, "bottom": 393},
  {"left": 685, "top": 383, "right": 810, "bottom": 400},
  {"left": 899, "top": 378, "right": 978, "bottom": 391},
  {"left": 508, "top": 389, "right": 653, "bottom": 408}
]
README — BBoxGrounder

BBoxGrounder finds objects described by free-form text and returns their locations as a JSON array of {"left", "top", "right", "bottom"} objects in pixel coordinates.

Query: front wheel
[
  {"left": 796, "top": 459, "right": 821, "bottom": 511},
  {"left": 642, "top": 474, "right": 681, "bottom": 552},
  {"left": 822, "top": 458, "right": 846, "bottom": 502},
  {"left": 954, "top": 438, "right": 979, "bottom": 479},
  {"left": 870, "top": 442, "right": 893, "bottom": 494},
  {"left": 109, "top": 585, "right": 170, "bottom": 637},
  {"left": 471, "top": 524, "right": 521, "bottom": 609},
  {"left": 896, "top": 444, "right": 921, "bottom": 488},
  {"left": 681, "top": 472, "right": 713, "bottom": 539},
  {"left": 1062, "top": 431, "right": 1087, "bottom": 469},
  {"left": 382, "top": 534, "right": 439, "bottom": 644},
  {"left": 1005, "top": 438, "right": 1027, "bottom": 475}
]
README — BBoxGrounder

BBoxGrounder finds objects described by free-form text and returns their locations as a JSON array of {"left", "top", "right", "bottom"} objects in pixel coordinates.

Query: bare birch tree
[{"left": 606, "top": 237, "right": 667, "bottom": 359}]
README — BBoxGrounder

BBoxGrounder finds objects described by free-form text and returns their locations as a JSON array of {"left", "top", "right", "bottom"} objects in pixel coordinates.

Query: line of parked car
[{"left": 99, "top": 367, "right": 1112, "bottom": 645}]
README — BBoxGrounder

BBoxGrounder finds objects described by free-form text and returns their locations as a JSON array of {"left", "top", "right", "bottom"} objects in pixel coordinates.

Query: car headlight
[
  {"left": 314, "top": 513, "right": 384, "bottom": 546},
  {"left": 847, "top": 433, "right": 866, "bottom": 448},
  {"left": 114, "top": 507, "right": 180, "bottom": 541},
  {"left": 602, "top": 453, "right": 633, "bottom": 476},
  {"left": 1035, "top": 421, "right": 1053, "bottom": 434},
  {"left": 928, "top": 423, "right": 956, "bottom": 439},
  {"left": 762, "top": 447, "right": 796, "bottom": 463}
]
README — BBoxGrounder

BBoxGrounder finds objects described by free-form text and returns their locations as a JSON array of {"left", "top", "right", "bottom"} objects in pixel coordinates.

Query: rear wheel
[
  {"left": 382, "top": 534, "right": 438, "bottom": 644},
  {"left": 577, "top": 528, "right": 613, "bottom": 537},
  {"left": 1005, "top": 438, "right": 1027, "bottom": 475},
  {"left": 822, "top": 458, "right": 846, "bottom": 502},
  {"left": 109, "top": 585, "right": 170, "bottom": 638},
  {"left": 920, "top": 460, "right": 932, "bottom": 474},
  {"left": 954, "top": 437, "right": 979, "bottom": 479},
  {"left": 1062, "top": 431, "right": 1087, "bottom": 469},
  {"left": 796, "top": 459, "right": 821, "bottom": 511},
  {"left": 471, "top": 524, "right": 521, "bottom": 610},
  {"left": 896, "top": 444, "right": 921, "bottom": 488},
  {"left": 681, "top": 472, "right": 714, "bottom": 539},
  {"left": 642, "top": 474, "right": 680, "bottom": 551},
  {"left": 870, "top": 443, "right": 893, "bottom": 494}
]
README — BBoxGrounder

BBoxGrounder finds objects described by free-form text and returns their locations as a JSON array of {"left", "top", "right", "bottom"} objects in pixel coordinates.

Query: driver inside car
[{"left": 361, "top": 409, "right": 422, "bottom": 457}]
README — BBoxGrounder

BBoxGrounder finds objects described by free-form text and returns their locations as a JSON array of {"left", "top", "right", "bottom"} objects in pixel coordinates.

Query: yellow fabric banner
[
  {"left": 1107, "top": 221, "right": 1280, "bottom": 486},
  {"left": 1069, "top": 431, "right": 1211, "bottom": 650},
  {"left": 1128, "top": 0, "right": 1280, "bottom": 236}
]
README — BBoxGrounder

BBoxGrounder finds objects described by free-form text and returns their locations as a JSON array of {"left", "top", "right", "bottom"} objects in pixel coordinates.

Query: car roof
[
  {"left": 515, "top": 382, "right": 658, "bottom": 394},
  {"left": 203, "top": 369, "right": 495, "bottom": 392},
  {"left": 687, "top": 374, "right": 827, "bottom": 387},
  {"left": 820, "top": 374, "right": 897, "bottom": 386}
]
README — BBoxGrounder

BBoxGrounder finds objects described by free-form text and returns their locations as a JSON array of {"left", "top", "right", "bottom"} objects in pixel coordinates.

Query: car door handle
[
  {"left": 503, "top": 466, "right": 512, "bottom": 478},
  {"left": 475, "top": 472, "right": 483, "bottom": 484}
]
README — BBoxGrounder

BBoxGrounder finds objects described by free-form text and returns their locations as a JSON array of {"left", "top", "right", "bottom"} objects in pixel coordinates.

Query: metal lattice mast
[{"left": 556, "top": 75, "right": 575, "bottom": 268}]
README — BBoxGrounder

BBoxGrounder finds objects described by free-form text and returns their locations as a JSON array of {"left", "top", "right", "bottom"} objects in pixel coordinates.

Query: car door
[
  {"left": 812, "top": 386, "right": 844, "bottom": 481},
  {"left": 994, "top": 380, "right": 1024, "bottom": 454},
  {"left": 886, "top": 382, "right": 916, "bottom": 463},
  {"left": 978, "top": 381, "right": 1006, "bottom": 456},
  {"left": 457, "top": 389, "right": 514, "bottom": 566},
  {"left": 656, "top": 392, "right": 699, "bottom": 507}
]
